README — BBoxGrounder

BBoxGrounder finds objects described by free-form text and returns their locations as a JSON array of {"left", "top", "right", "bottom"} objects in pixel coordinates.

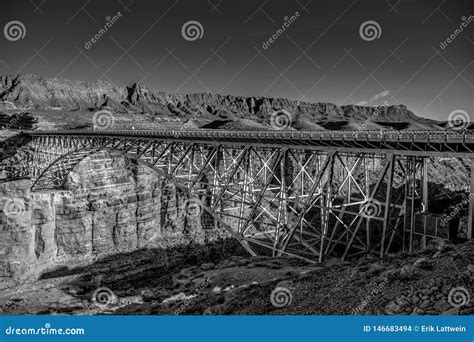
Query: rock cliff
[{"left": 0, "top": 151, "right": 229, "bottom": 278}]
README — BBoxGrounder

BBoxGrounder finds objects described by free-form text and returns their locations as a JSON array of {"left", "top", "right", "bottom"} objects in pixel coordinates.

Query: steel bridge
[{"left": 1, "top": 129, "right": 473, "bottom": 263}]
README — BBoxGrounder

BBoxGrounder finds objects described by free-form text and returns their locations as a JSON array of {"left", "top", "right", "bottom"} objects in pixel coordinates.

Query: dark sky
[{"left": 0, "top": 0, "right": 472, "bottom": 120}]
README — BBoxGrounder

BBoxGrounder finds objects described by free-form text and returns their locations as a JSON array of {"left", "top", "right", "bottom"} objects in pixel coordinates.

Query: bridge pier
[{"left": 421, "top": 158, "right": 429, "bottom": 249}]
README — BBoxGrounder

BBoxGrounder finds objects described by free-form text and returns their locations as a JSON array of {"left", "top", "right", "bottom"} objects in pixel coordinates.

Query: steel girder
[
  {"left": 24, "top": 129, "right": 474, "bottom": 157},
  {"left": 1, "top": 135, "right": 439, "bottom": 262}
]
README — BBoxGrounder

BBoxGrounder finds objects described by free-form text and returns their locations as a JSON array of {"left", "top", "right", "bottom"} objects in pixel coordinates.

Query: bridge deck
[{"left": 26, "top": 129, "right": 474, "bottom": 157}]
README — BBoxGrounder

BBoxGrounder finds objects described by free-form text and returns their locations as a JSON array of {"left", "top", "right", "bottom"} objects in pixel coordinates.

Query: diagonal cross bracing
[{"left": 0, "top": 130, "right": 471, "bottom": 262}]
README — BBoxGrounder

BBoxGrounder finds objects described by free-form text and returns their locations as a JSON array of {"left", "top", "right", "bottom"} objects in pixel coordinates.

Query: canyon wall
[
  {"left": 0, "top": 180, "right": 34, "bottom": 277},
  {"left": 0, "top": 151, "right": 229, "bottom": 279}
]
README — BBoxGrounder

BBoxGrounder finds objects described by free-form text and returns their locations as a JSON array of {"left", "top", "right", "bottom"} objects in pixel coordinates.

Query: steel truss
[{"left": 0, "top": 133, "right": 466, "bottom": 262}]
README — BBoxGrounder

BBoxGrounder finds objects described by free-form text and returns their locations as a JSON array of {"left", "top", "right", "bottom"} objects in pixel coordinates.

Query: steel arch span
[{"left": 1, "top": 130, "right": 473, "bottom": 262}]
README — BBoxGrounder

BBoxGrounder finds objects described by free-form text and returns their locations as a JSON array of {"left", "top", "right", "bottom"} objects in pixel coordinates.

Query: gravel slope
[{"left": 0, "top": 240, "right": 472, "bottom": 316}]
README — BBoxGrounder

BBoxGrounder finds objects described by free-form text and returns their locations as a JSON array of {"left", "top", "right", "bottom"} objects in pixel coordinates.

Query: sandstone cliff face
[
  {"left": 0, "top": 180, "right": 33, "bottom": 278},
  {"left": 0, "top": 151, "right": 229, "bottom": 278}
]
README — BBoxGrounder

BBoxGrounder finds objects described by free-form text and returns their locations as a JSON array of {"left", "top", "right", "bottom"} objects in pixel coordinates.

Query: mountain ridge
[{"left": 0, "top": 74, "right": 440, "bottom": 130}]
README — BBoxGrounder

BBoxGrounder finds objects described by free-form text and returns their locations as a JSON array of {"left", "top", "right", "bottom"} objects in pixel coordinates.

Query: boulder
[
  {"left": 172, "top": 274, "right": 192, "bottom": 286},
  {"left": 421, "top": 288, "right": 432, "bottom": 296},
  {"left": 413, "top": 257, "right": 433, "bottom": 270},
  {"left": 180, "top": 267, "right": 197, "bottom": 277},
  {"left": 201, "top": 262, "right": 215, "bottom": 270},
  {"left": 380, "top": 268, "right": 399, "bottom": 280},
  {"left": 400, "top": 265, "right": 418, "bottom": 279},
  {"left": 395, "top": 297, "right": 410, "bottom": 307},
  {"left": 191, "top": 276, "right": 208, "bottom": 285},
  {"left": 367, "top": 263, "right": 385, "bottom": 275}
]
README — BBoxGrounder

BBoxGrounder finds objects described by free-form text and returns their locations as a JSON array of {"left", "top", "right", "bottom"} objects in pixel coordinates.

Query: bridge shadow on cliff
[{"left": 38, "top": 238, "right": 251, "bottom": 312}]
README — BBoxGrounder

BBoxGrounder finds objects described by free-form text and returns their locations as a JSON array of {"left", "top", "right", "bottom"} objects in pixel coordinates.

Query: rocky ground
[{"left": 0, "top": 239, "right": 472, "bottom": 316}]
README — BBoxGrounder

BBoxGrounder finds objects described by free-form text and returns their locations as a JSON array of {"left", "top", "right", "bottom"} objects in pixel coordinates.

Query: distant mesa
[{"left": 0, "top": 74, "right": 448, "bottom": 131}]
